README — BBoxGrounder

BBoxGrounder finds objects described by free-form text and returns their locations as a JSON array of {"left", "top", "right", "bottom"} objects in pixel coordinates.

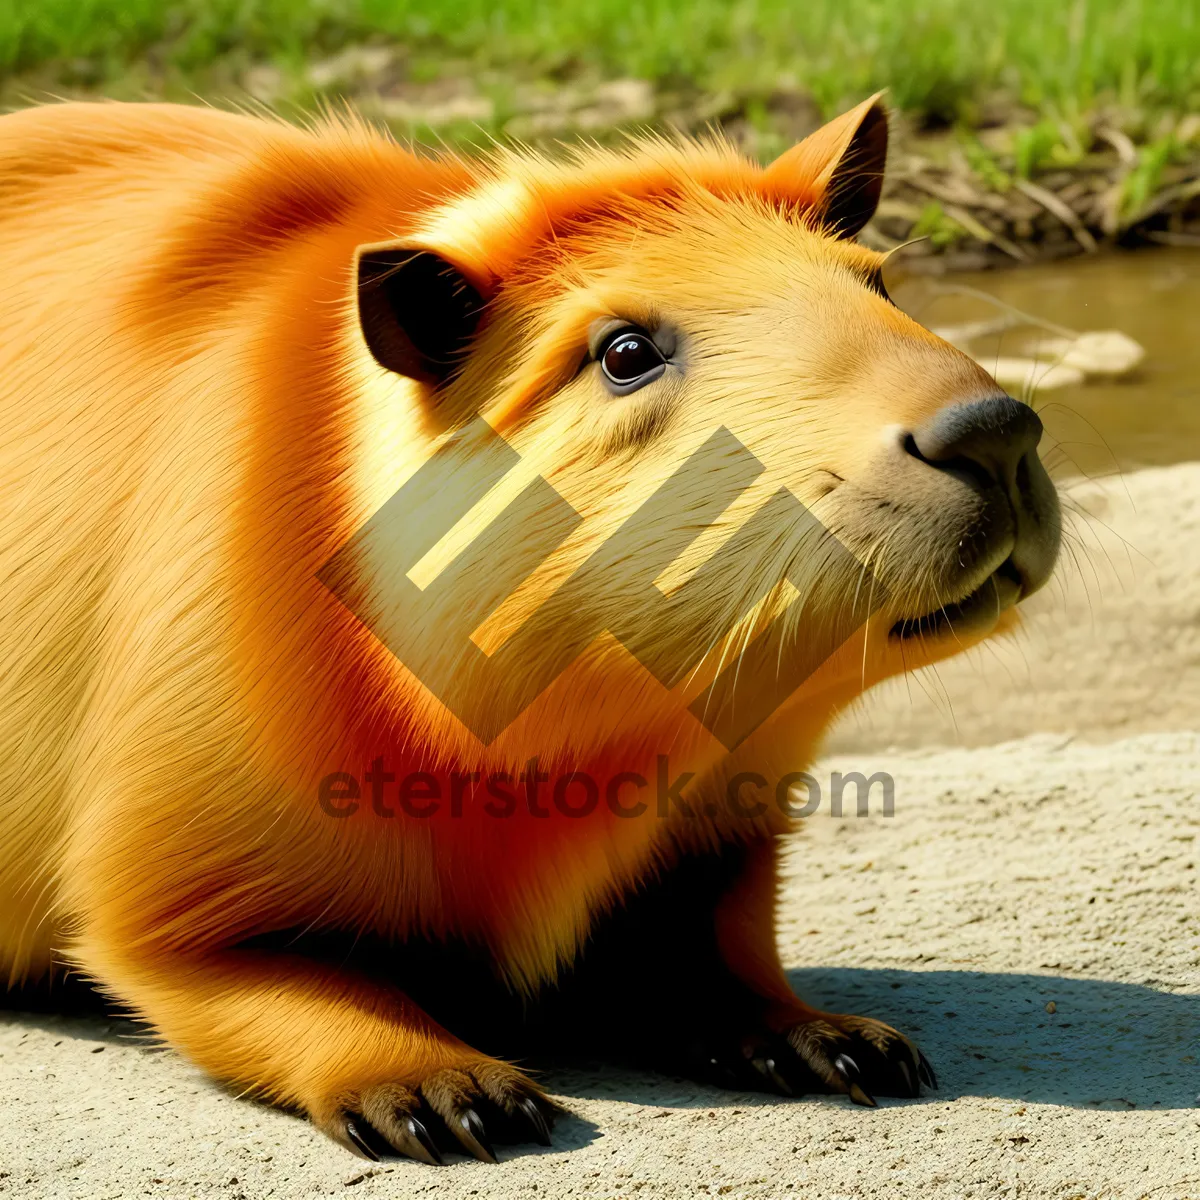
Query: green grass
[{"left": 2, "top": 0, "right": 1199, "bottom": 126}]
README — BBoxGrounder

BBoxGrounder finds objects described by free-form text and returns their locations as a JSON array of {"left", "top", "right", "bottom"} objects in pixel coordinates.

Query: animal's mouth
[{"left": 889, "top": 557, "right": 1024, "bottom": 642}]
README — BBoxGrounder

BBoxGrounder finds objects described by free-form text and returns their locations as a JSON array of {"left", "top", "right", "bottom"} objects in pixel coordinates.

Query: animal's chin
[{"left": 888, "top": 557, "right": 1024, "bottom": 643}]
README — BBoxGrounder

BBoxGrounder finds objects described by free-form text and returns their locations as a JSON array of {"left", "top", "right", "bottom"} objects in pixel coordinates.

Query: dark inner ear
[
  {"left": 357, "top": 249, "right": 485, "bottom": 385},
  {"left": 823, "top": 103, "right": 889, "bottom": 240}
]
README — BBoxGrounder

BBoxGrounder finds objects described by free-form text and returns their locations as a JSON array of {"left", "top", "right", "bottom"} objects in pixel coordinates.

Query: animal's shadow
[
  {"left": 545, "top": 967, "right": 1199, "bottom": 1112},
  {"left": 2, "top": 965, "right": 1194, "bottom": 1156}
]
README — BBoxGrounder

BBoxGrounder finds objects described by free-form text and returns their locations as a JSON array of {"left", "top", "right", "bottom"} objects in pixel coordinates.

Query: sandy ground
[
  {"left": 2, "top": 464, "right": 1198, "bottom": 1199},
  {"left": 827, "top": 462, "right": 1200, "bottom": 751}
]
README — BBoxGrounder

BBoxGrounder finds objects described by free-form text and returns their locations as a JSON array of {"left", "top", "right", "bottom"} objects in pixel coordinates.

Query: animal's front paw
[
  {"left": 311, "top": 1060, "right": 561, "bottom": 1164},
  {"left": 681, "top": 1011, "right": 936, "bottom": 1106},
  {"left": 782, "top": 1011, "right": 936, "bottom": 1105}
]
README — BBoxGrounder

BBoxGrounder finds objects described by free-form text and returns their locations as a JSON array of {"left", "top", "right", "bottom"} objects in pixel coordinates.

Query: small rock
[
  {"left": 1045, "top": 1000, "right": 1057, "bottom": 1013},
  {"left": 1022, "top": 331, "right": 1146, "bottom": 378},
  {"left": 984, "top": 355, "right": 1086, "bottom": 392}
]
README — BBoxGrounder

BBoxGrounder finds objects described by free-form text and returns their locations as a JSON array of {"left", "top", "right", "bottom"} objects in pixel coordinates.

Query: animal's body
[{"left": 0, "top": 97, "right": 1059, "bottom": 1162}]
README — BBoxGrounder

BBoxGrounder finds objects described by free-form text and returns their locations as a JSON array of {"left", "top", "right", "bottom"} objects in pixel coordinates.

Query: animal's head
[{"left": 334, "top": 95, "right": 1060, "bottom": 771}]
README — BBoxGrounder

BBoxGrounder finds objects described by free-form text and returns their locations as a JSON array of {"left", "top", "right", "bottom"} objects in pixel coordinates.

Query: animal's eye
[{"left": 599, "top": 329, "right": 667, "bottom": 395}]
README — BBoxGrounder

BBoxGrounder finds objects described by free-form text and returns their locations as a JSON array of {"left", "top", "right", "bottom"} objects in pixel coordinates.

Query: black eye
[{"left": 599, "top": 329, "right": 666, "bottom": 395}]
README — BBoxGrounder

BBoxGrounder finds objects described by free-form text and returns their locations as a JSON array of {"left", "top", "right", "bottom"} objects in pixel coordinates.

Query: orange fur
[{"left": 0, "top": 98, "right": 1041, "bottom": 1150}]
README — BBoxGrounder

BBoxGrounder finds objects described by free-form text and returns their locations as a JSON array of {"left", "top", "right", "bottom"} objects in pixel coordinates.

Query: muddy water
[{"left": 892, "top": 247, "right": 1200, "bottom": 481}]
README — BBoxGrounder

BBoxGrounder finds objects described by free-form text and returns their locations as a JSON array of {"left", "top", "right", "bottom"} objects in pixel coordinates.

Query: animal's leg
[
  {"left": 706, "top": 838, "right": 936, "bottom": 1103},
  {"left": 80, "top": 941, "right": 559, "bottom": 1162},
  {"left": 564, "top": 838, "right": 933, "bottom": 1103}
]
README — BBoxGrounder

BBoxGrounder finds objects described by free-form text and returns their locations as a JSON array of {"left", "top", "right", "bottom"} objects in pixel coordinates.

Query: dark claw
[
  {"left": 458, "top": 1108, "right": 498, "bottom": 1163},
  {"left": 406, "top": 1115, "right": 444, "bottom": 1166},
  {"left": 833, "top": 1053, "right": 862, "bottom": 1083},
  {"left": 518, "top": 1097, "right": 553, "bottom": 1147},
  {"left": 918, "top": 1052, "right": 939, "bottom": 1090},
  {"left": 750, "top": 1055, "right": 794, "bottom": 1097},
  {"left": 897, "top": 1059, "right": 917, "bottom": 1097},
  {"left": 344, "top": 1119, "right": 381, "bottom": 1162},
  {"left": 707, "top": 1054, "right": 743, "bottom": 1090},
  {"left": 833, "top": 1054, "right": 877, "bottom": 1107}
]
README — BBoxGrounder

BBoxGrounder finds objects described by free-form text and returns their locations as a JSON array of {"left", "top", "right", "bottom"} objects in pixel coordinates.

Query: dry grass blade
[{"left": 1014, "top": 179, "right": 1099, "bottom": 252}]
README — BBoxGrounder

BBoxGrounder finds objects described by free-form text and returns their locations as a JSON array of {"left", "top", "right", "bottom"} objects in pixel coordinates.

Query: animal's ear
[
  {"left": 763, "top": 92, "right": 889, "bottom": 239},
  {"left": 356, "top": 246, "right": 486, "bottom": 385}
]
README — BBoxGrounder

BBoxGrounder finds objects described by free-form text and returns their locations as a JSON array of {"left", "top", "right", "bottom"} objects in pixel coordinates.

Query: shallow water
[{"left": 893, "top": 247, "right": 1200, "bottom": 481}]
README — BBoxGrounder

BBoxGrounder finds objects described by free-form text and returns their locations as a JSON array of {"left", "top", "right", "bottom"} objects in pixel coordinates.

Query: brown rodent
[{"left": 0, "top": 94, "right": 1059, "bottom": 1163}]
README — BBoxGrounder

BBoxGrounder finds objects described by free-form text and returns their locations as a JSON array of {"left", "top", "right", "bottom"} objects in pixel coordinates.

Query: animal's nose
[{"left": 905, "top": 395, "right": 1043, "bottom": 488}]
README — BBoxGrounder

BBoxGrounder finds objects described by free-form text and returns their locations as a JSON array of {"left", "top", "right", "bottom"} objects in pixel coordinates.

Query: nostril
[
  {"left": 903, "top": 428, "right": 996, "bottom": 490},
  {"left": 901, "top": 432, "right": 925, "bottom": 463},
  {"left": 1015, "top": 452, "right": 1032, "bottom": 501},
  {"left": 995, "top": 555, "right": 1024, "bottom": 592}
]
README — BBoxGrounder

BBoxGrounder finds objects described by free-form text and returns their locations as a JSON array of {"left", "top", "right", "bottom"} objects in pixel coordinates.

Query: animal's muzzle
[{"left": 903, "top": 394, "right": 1061, "bottom": 598}]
